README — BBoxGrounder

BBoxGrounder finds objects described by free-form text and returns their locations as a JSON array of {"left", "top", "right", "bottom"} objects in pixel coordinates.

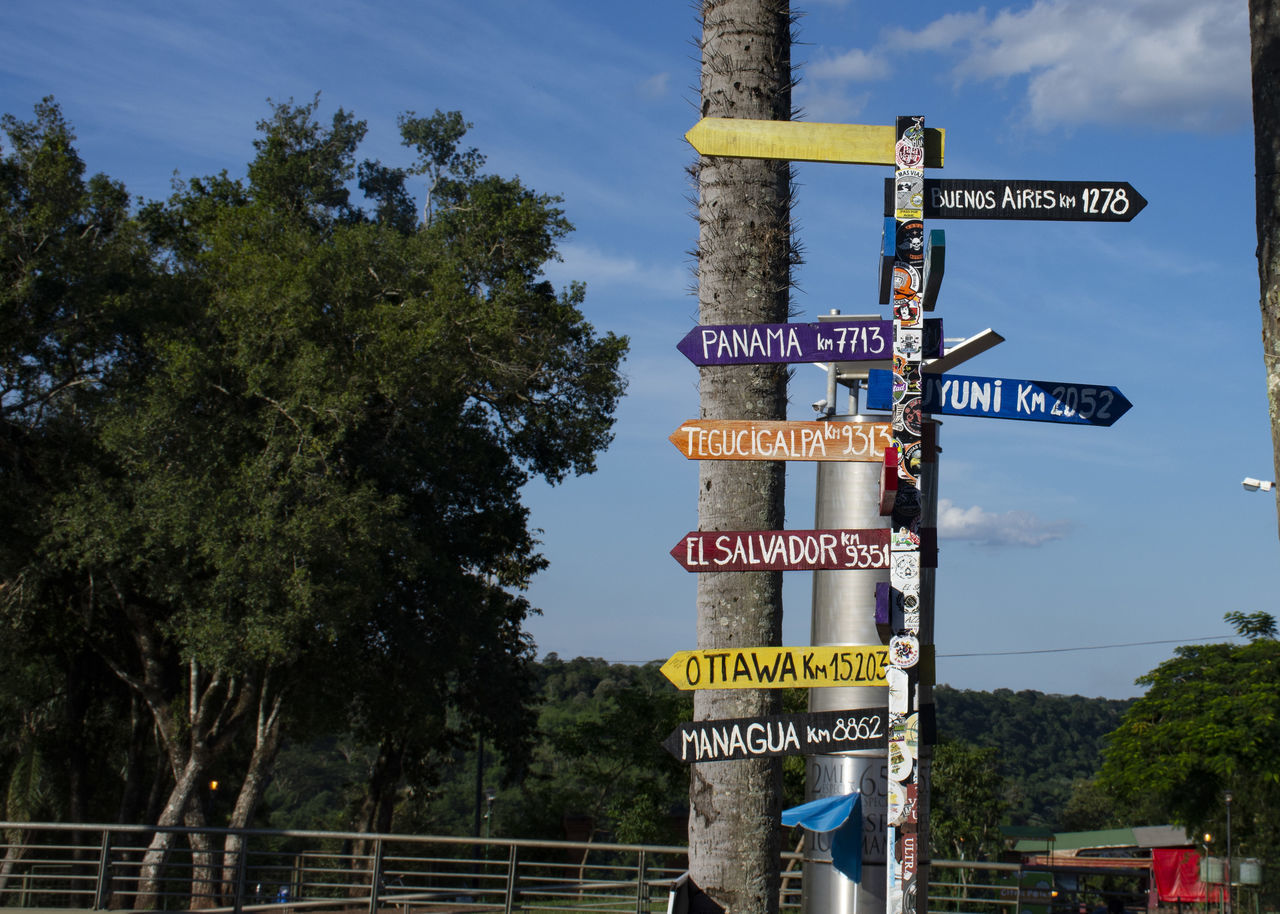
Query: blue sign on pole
[{"left": 866, "top": 369, "right": 1132, "bottom": 426}]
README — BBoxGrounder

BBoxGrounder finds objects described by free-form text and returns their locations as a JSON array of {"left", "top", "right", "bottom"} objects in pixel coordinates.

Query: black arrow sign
[
  {"left": 884, "top": 178, "right": 1147, "bottom": 222},
  {"left": 663, "top": 709, "right": 889, "bottom": 762}
]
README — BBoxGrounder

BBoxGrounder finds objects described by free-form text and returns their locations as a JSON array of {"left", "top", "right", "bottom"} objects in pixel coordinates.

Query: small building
[{"left": 1007, "top": 825, "right": 1219, "bottom": 914}]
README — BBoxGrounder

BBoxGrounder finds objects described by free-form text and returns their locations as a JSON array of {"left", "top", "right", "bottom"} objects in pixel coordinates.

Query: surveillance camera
[
  {"left": 812, "top": 399, "right": 829, "bottom": 414},
  {"left": 1243, "top": 477, "right": 1274, "bottom": 492}
]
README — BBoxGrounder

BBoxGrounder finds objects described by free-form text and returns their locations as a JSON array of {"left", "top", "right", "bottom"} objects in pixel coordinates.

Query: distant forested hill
[
  {"left": 934, "top": 685, "right": 1134, "bottom": 828},
  {"left": 259, "top": 669, "right": 1135, "bottom": 839}
]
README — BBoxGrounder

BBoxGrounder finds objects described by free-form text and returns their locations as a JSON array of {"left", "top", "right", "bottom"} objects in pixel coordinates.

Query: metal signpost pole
[
  {"left": 886, "top": 114, "right": 930, "bottom": 914},
  {"left": 803, "top": 437, "right": 889, "bottom": 914}
]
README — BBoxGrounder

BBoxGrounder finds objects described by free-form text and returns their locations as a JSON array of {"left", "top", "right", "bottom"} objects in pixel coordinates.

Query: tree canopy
[
  {"left": 0, "top": 94, "right": 626, "bottom": 883},
  {"left": 935, "top": 684, "right": 1133, "bottom": 828},
  {"left": 1098, "top": 612, "right": 1280, "bottom": 902}
]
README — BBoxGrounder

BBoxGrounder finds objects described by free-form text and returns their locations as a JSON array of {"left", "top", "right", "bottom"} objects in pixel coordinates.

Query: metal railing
[
  {"left": 927, "top": 860, "right": 1023, "bottom": 914},
  {"left": 0, "top": 823, "right": 1030, "bottom": 913}
]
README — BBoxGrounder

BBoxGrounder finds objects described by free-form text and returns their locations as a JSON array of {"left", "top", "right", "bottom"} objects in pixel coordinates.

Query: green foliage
[
  {"left": 935, "top": 684, "right": 1134, "bottom": 828},
  {"left": 488, "top": 657, "right": 691, "bottom": 844},
  {"left": 0, "top": 95, "right": 627, "bottom": 831},
  {"left": 265, "top": 657, "right": 694, "bottom": 845},
  {"left": 930, "top": 740, "right": 1007, "bottom": 861},
  {"left": 1225, "top": 610, "right": 1278, "bottom": 641},
  {"left": 1097, "top": 613, "right": 1280, "bottom": 903}
]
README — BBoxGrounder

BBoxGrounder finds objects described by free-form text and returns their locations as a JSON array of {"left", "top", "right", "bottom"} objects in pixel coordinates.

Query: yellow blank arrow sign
[
  {"left": 686, "top": 118, "right": 945, "bottom": 167},
  {"left": 661, "top": 646, "right": 891, "bottom": 690}
]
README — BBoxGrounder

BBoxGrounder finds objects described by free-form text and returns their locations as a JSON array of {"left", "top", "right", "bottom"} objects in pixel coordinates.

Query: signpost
[
  {"left": 669, "top": 419, "right": 892, "bottom": 462},
  {"left": 671, "top": 106, "right": 1144, "bottom": 914},
  {"left": 883, "top": 178, "right": 1147, "bottom": 222},
  {"left": 671, "top": 528, "right": 936, "bottom": 572},
  {"left": 866, "top": 370, "right": 1133, "bottom": 426},
  {"left": 660, "top": 646, "right": 895, "bottom": 690},
  {"left": 677, "top": 318, "right": 891, "bottom": 366},
  {"left": 686, "top": 117, "right": 945, "bottom": 167},
  {"left": 885, "top": 114, "right": 930, "bottom": 914},
  {"left": 663, "top": 709, "right": 889, "bottom": 762}
]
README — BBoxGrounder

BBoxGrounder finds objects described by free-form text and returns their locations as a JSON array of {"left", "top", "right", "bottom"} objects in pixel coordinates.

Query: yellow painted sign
[
  {"left": 661, "top": 646, "right": 891, "bottom": 690},
  {"left": 686, "top": 118, "right": 945, "bottom": 167}
]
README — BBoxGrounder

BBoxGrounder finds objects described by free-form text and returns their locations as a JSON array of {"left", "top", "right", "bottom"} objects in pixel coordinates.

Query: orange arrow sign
[{"left": 669, "top": 420, "right": 892, "bottom": 462}]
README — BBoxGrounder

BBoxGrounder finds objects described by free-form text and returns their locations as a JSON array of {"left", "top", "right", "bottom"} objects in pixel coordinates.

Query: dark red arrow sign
[{"left": 671, "top": 528, "right": 936, "bottom": 571}]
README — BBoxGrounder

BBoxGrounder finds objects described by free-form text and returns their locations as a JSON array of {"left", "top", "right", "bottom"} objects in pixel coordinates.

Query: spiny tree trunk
[
  {"left": 1252, "top": 0, "right": 1280, "bottom": 534},
  {"left": 691, "top": 1, "right": 796, "bottom": 911}
]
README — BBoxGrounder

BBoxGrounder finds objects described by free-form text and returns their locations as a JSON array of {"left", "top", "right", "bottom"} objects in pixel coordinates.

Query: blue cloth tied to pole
[{"left": 781, "top": 792, "right": 862, "bottom": 883}]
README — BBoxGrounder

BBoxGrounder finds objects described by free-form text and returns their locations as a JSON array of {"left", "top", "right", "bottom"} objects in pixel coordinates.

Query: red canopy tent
[{"left": 1151, "top": 848, "right": 1227, "bottom": 904}]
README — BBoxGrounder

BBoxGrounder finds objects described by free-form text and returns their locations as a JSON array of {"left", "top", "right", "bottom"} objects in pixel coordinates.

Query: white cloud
[
  {"left": 893, "top": 0, "right": 1250, "bottom": 132},
  {"left": 546, "top": 243, "right": 687, "bottom": 296},
  {"left": 794, "top": 84, "right": 874, "bottom": 123},
  {"left": 937, "top": 498, "right": 1071, "bottom": 546},
  {"left": 637, "top": 72, "right": 671, "bottom": 99},
  {"left": 808, "top": 48, "right": 889, "bottom": 82},
  {"left": 797, "top": 46, "right": 886, "bottom": 121}
]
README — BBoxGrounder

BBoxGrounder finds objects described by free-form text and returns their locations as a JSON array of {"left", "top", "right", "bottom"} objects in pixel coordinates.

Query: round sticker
[
  {"left": 890, "top": 633, "right": 920, "bottom": 669},
  {"left": 897, "top": 220, "right": 924, "bottom": 263}
]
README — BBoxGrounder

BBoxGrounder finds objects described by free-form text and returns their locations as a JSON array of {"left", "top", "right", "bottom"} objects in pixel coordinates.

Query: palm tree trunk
[
  {"left": 1252, "top": 0, "right": 1280, "bottom": 533},
  {"left": 689, "top": 2, "right": 795, "bottom": 912}
]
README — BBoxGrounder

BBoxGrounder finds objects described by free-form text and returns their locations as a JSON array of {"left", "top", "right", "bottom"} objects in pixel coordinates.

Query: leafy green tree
[
  {"left": 1098, "top": 613, "right": 1280, "bottom": 903},
  {"left": 1, "top": 95, "right": 626, "bottom": 903},
  {"left": 935, "top": 684, "right": 1133, "bottom": 828},
  {"left": 463, "top": 658, "right": 691, "bottom": 846},
  {"left": 0, "top": 97, "right": 164, "bottom": 832},
  {"left": 929, "top": 740, "right": 1007, "bottom": 865}
]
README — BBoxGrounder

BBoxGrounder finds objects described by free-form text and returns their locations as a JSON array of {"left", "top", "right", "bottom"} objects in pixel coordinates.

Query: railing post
[
  {"left": 502, "top": 844, "right": 518, "bottom": 914},
  {"left": 368, "top": 839, "right": 385, "bottom": 914},
  {"left": 634, "top": 850, "right": 648, "bottom": 914},
  {"left": 93, "top": 831, "right": 112, "bottom": 910}
]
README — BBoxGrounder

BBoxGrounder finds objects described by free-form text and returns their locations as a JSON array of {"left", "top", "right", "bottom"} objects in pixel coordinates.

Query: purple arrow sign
[{"left": 678, "top": 319, "right": 891, "bottom": 366}]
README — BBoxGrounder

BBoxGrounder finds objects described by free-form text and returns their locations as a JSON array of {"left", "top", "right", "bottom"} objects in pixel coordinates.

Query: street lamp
[
  {"left": 1242, "top": 478, "right": 1275, "bottom": 492},
  {"left": 1224, "top": 791, "right": 1233, "bottom": 914},
  {"left": 483, "top": 788, "right": 496, "bottom": 840}
]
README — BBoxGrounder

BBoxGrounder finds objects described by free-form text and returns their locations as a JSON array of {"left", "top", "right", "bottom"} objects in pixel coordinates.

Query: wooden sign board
[
  {"left": 677, "top": 319, "right": 891, "bottom": 366},
  {"left": 663, "top": 708, "right": 889, "bottom": 762},
  {"left": 687, "top": 117, "right": 945, "bottom": 167},
  {"left": 670, "top": 420, "right": 892, "bottom": 462},
  {"left": 866, "top": 370, "right": 1132, "bottom": 426},
  {"left": 671, "top": 527, "right": 937, "bottom": 571},
  {"left": 883, "top": 178, "right": 1147, "bottom": 222},
  {"left": 673, "top": 528, "right": 888, "bottom": 571},
  {"left": 660, "top": 646, "right": 893, "bottom": 690}
]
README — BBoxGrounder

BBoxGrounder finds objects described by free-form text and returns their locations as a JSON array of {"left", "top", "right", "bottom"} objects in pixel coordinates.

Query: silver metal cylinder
[{"left": 803, "top": 418, "right": 889, "bottom": 914}]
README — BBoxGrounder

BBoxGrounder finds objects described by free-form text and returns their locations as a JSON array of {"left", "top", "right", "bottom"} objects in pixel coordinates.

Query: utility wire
[
  {"left": 602, "top": 634, "right": 1241, "bottom": 665},
  {"left": 939, "top": 634, "right": 1238, "bottom": 659}
]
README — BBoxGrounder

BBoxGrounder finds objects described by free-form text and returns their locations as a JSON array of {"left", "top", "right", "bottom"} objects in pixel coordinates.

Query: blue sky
[{"left": 4, "top": 0, "right": 1270, "bottom": 700}]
